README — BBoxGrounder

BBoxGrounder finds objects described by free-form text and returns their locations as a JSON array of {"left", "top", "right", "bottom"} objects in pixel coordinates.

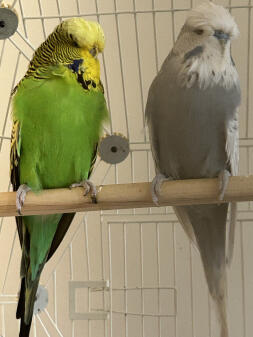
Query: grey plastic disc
[
  {"left": 98, "top": 134, "right": 130, "bottom": 164},
  {"left": 0, "top": 7, "right": 18, "bottom": 39},
  {"left": 33, "top": 285, "right": 48, "bottom": 315}
]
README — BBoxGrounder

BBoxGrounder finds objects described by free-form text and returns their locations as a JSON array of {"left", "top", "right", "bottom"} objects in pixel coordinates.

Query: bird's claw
[
  {"left": 151, "top": 173, "right": 172, "bottom": 206},
  {"left": 218, "top": 169, "right": 231, "bottom": 201},
  {"left": 69, "top": 180, "right": 97, "bottom": 204},
  {"left": 16, "top": 184, "right": 31, "bottom": 215}
]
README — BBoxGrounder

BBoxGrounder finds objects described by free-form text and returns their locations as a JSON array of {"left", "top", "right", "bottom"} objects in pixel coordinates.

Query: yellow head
[
  {"left": 26, "top": 18, "right": 105, "bottom": 83},
  {"left": 58, "top": 18, "right": 105, "bottom": 55}
]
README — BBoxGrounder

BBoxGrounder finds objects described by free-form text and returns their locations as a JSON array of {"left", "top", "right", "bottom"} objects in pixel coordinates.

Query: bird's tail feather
[
  {"left": 176, "top": 203, "right": 229, "bottom": 337},
  {"left": 17, "top": 278, "right": 33, "bottom": 337},
  {"left": 208, "top": 265, "right": 228, "bottom": 337},
  {"left": 17, "top": 268, "right": 42, "bottom": 337},
  {"left": 19, "top": 317, "right": 32, "bottom": 337},
  {"left": 16, "top": 277, "right": 25, "bottom": 319},
  {"left": 215, "top": 293, "right": 228, "bottom": 337},
  {"left": 24, "top": 275, "right": 40, "bottom": 325}
]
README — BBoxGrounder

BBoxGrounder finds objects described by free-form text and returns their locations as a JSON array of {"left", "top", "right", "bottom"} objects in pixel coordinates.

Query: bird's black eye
[
  {"left": 69, "top": 34, "right": 79, "bottom": 47},
  {"left": 195, "top": 29, "right": 204, "bottom": 35}
]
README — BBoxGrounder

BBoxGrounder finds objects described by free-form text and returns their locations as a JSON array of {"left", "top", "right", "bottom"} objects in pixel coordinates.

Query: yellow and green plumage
[{"left": 10, "top": 18, "right": 108, "bottom": 337}]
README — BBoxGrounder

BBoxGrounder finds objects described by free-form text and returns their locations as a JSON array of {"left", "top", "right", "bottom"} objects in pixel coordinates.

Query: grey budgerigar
[{"left": 146, "top": 3, "right": 241, "bottom": 337}]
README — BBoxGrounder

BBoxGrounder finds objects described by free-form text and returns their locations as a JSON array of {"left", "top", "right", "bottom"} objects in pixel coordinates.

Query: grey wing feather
[
  {"left": 146, "top": 62, "right": 199, "bottom": 249},
  {"left": 226, "top": 108, "right": 239, "bottom": 176},
  {"left": 225, "top": 108, "right": 240, "bottom": 266}
]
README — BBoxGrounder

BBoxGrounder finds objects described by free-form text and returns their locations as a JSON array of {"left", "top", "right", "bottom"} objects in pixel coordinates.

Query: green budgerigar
[{"left": 10, "top": 18, "right": 108, "bottom": 337}]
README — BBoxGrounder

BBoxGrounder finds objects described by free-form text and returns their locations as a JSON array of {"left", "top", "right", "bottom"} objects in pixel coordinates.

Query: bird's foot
[
  {"left": 16, "top": 184, "right": 31, "bottom": 215},
  {"left": 151, "top": 173, "right": 172, "bottom": 206},
  {"left": 218, "top": 169, "right": 231, "bottom": 201},
  {"left": 69, "top": 180, "right": 97, "bottom": 204}
]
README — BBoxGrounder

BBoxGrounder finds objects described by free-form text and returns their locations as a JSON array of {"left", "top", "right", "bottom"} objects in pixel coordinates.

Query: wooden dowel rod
[{"left": 0, "top": 175, "right": 253, "bottom": 217}]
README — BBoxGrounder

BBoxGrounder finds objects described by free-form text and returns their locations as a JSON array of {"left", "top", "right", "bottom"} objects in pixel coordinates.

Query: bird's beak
[{"left": 214, "top": 30, "right": 230, "bottom": 42}]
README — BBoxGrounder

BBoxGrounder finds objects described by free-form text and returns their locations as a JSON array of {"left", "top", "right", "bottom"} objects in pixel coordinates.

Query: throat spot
[
  {"left": 68, "top": 59, "right": 83, "bottom": 73},
  {"left": 179, "top": 51, "right": 239, "bottom": 90},
  {"left": 77, "top": 73, "right": 97, "bottom": 90}
]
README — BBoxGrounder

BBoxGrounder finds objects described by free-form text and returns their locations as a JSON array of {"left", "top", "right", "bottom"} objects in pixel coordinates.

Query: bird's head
[
  {"left": 26, "top": 18, "right": 105, "bottom": 81},
  {"left": 57, "top": 18, "right": 105, "bottom": 57},
  {"left": 175, "top": 2, "right": 239, "bottom": 55},
  {"left": 173, "top": 2, "right": 240, "bottom": 90}
]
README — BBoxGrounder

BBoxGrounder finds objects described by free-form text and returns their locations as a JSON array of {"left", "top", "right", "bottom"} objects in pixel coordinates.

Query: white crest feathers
[{"left": 186, "top": 2, "right": 239, "bottom": 39}]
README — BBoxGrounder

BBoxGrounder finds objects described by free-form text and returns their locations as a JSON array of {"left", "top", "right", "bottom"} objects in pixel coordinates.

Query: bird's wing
[
  {"left": 146, "top": 56, "right": 199, "bottom": 247},
  {"left": 226, "top": 108, "right": 239, "bottom": 176},
  {"left": 88, "top": 143, "right": 98, "bottom": 178},
  {"left": 225, "top": 108, "right": 239, "bottom": 266},
  {"left": 10, "top": 119, "right": 20, "bottom": 190},
  {"left": 10, "top": 118, "right": 24, "bottom": 243},
  {"left": 47, "top": 145, "right": 98, "bottom": 262}
]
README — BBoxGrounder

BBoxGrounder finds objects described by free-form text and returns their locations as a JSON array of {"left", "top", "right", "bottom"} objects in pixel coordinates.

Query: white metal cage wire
[{"left": 0, "top": 0, "right": 253, "bottom": 336}]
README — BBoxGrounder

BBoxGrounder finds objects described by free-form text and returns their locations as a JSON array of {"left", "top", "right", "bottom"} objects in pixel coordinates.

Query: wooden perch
[{"left": 0, "top": 175, "right": 253, "bottom": 217}]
